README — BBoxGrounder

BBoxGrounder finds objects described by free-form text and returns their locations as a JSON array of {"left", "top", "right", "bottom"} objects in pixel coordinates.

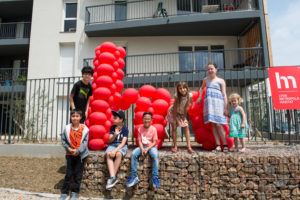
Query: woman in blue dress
[{"left": 197, "top": 63, "right": 229, "bottom": 152}]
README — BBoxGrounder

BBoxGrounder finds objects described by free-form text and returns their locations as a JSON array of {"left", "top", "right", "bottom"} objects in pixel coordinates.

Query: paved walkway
[{"left": 0, "top": 188, "right": 111, "bottom": 200}]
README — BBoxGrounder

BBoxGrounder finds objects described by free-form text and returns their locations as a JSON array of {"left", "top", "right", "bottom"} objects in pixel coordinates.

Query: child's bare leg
[
  {"left": 216, "top": 124, "right": 227, "bottom": 145},
  {"left": 230, "top": 138, "right": 238, "bottom": 152},
  {"left": 171, "top": 123, "right": 177, "bottom": 150},
  {"left": 212, "top": 124, "right": 221, "bottom": 152},
  {"left": 239, "top": 138, "right": 246, "bottom": 152},
  {"left": 183, "top": 126, "right": 194, "bottom": 152},
  {"left": 106, "top": 152, "right": 115, "bottom": 177},
  {"left": 113, "top": 152, "right": 123, "bottom": 175}
]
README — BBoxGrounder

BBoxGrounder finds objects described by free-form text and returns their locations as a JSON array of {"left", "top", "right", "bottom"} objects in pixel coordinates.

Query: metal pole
[
  {"left": 287, "top": 109, "right": 291, "bottom": 145},
  {"left": 7, "top": 80, "right": 15, "bottom": 144}
]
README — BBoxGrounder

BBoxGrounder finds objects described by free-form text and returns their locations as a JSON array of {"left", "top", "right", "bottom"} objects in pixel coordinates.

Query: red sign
[{"left": 268, "top": 66, "right": 300, "bottom": 110}]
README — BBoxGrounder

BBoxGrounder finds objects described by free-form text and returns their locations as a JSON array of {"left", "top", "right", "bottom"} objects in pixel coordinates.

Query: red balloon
[
  {"left": 134, "top": 111, "right": 144, "bottom": 125},
  {"left": 156, "top": 139, "right": 163, "bottom": 149},
  {"left": 95, "top": 50, "right": 101, "bottom": 58},
  {"left": 115, "top": 80, "right": 124, "bottom": 93},
  {"left": 111, "top": 72, "right": 118, "bottom": 82},
  {"left": 111, "top": 104, "right": 119, "bottom": 112},
  {"left": 91, "top": 100, "right": 109, "bottom": 113},
  {"left": 152, "top": 114, "right": 164, "bottom": 124},
  {"left": 99, "top": 42, "right": 117, "bottom": 54},
  {"left": 107, "top": 96, "right": 114, "bottom": 106},
  {"left": 112, "top": 61, "right": 119, "bottom": 71},
  {"left": 93, "top": 71, "right": 98, "bottom": 80},
  {"left": 110, "top": 84, "right": 117, "bottom": 94},
  {"left": 190, "top": 115, "right": 204, "bottom": 130},
  {"left": 88, "top": 107, "right": 92, "bottom": 117},
  {"left": 162, "top": 120, "right": 167, "bottom": 127},
  {"left": 134, "top": 106, "right": 141, "bottom": 113},
  {"left": 103, "top": 133, "right": 110, "bottom": 143},
  {"left": 226, "top": 136, "right": 234, "bottom": 149},
  {"left": 117, "top": 58, "right": 125, "bottom": 69},
  {"left": 89, "top": 125, "right": 106, "bottom": 139},
  {"left": 89, "top": 112, "right": 107, "bottom": 125},
  {"left": 99, "top": 52, "right": 116, "bottom": 65},
  {"left": 104, "top": 120, "right": 112, "bottom": 131},
  {"left": 139, "top": 85, "right": 156, "bottom": 98},
  {"left": 152, "top": 99, "right": 169, "bottom": 115},
  {"left": 106, "top": 108, "right": 112, "bottom": 119},
  {"left": 190, "top": 90, "right": 200, "bottom": 102},
  {"left": 153, "top": 88, "right": 171, "bottom": 103},
  {"left": 92, "top": 83, "right": 97, "bottom": 91},
  {"left": 118, "top": 100, "right": 131, "bottom": 110},
  {"left": 223, "top": 124, "right": 230, "bottom": 136},
  {"left": 147, "top": 107, "right": 155, "bottom": 114},
  {"left": 97, "top": 64, "right": 115, "bottom": 76},
  {"left": 133, "top": 124, "right": 143, "bottom": 138},
  {"left": 89, "top": 96, "right": 94, "bottom": 104},
  {"left": 188, "top": 102, "right": 202, "bottom": 116},
  {"left": 96, "top": 75, "right": 113, "bottom": 88},
  {"left": 114, "top": 50, "right": 120, "bottom": 60},
  {"left": 152, "top": 124, "right": 166, "bottom": 139},
  {"left": 89, "top": 139, "right": 105, "bottom": 150},
  {"left": 202, "top": 141, "right": 216, "bottom": 151},
  {"left": 95, "top": 46, "right": 101, "bottom": 51},
  {"left": 116, "top": 68, "right": 124, "bottom": 80},
  {"left": 113, "top": 92, "right": 122, "bottom": 103},
  {"left": 194, "top": 127, "right": 209, "bottom": 144},
  {"left": 170, "top": 99, "right": 174, "bottom": 105},
  {"left": 136, "top": 97, "right": 152, "bottom": 111},
  {"left": 85, "top": 119, "right": 90, "bottom": 127},
  {"left": 117, "top": 46, "right": 126, "bottom": 59},
  {"left": 122, "top": 88, "right": 139, "bottom": 104},
  {"left": 94, "top": 87, "right": 111, "bottom": 100}
]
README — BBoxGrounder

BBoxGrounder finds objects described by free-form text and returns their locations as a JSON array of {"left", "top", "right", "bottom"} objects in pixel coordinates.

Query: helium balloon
[
  {"left": 153, "top": 88, "right": 171, "bottom": 103},
  {"left": 156, "top": 139, "right": 163, "bottom": 149},
  {"left": 152, "top": 114, "right": 165, "bottom": 124},
  {"left": 105, "top": 108, "right": 112, "bottom": 119},
  {"left": 112, "top": 61, "right": 119, "bottom": 71},
  {"left": 94, "top": 87, "right": 111, "bottom": 100},
  {"left": 103, "top": 133, "right": 110, "bottom": 143},
  {"left": 114, "top": 50, "right": 120, "bottom": 60},
  {"left": 113, "top": 92, "right": 122, "bottom": 103},
  {"left": 133, "top": 124, "right": 143, "bottom": 138},
  {"left": 190, "top": 90, "right": 200, "bottom": 102},
  {"left": 110, "top": 84, "right": 117, "bottom": 94},
  {"left": 99, "top": 42, "right": 117, "bottom": 54},
  {"left": 136, "top": 97, "right": 152, "bottom": 111},
  {"left": 153, "top": 124, "right": 166, "bottom": 139},
  {"left": 147, "top": 107, "right": 155, "bottom": 114},
  {"left": 117, "top": 58, "right": 125, "bottom": 69},
  {"left": 118, "top": 100, "right": 131, "bottom": 110},
  {"left": 104, "top": 120, "right": 112, "bottom": 131},
  {"left": 115, "top": 80, "right": 124, "bottom": 93},
  {"left": 89, "top": 112, "right": 107, "bottom": 125},
  {"left": 99, "top": 52, "right": 116, "bottom": 65},
  {"left": 139, "top": 85, "right": 156, "bottom": 98},
  {"left": 91, "top": 100, "right": 109, "bottom": 113},
  {"left": 97, "top": 64, "right": 114, "bottom": 76},
  {"left": 96, "top": 75, "right": 113, "bottom": 88},
  {"left": 116, "top": 68, "right": 124, "bottom": 80},
  {"left": 122, "top": 88, "right": 139, "bottom": 104},
  {"left": 89, "top": 125, "right": 106, "bottom": 139},
  {"left": 152, "top": 99, "right": 169, "bottom": 115},
  {"left": 134, "top": 111, "right": 144, "bottom": 125},
  {"left": 111, "top": 72, "right": 118, "bottom": 82},
  {"left": 89, "top": 139, "right": 105, "bottom": 150},
  {"left": 117, "top": 46, "right": 126, "bottom": 59}
]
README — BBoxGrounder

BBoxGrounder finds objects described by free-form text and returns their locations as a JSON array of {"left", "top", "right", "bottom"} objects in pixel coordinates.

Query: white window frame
[{"left": 62, "top": 1, "right": 77, "bottom": 32}]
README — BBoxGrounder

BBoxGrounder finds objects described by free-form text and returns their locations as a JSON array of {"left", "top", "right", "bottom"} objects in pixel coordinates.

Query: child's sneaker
[
  {"left": 151, "top": 177, "right": 160, "bottom": 188},
  {"left": 59, "top": 194, "right": 68, "bottom": 200},
  {"left": 106, "top": 176, "right": 119, "bottom": 189},
  {"left": 70, "top": 192, "right": 78, "bottom": 200},
  {"left": 126, "top": 176, "right": 139, "bottom": 187}
]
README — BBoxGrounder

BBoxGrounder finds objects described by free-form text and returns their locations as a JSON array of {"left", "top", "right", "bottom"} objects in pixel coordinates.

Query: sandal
[
  {"left": 187, "top": 147, "right": 195, "bottom": 153},
  {"left": 239, "top": 148, "right": 246, "bottom": 153},
  {"left": 212, "top": 145, "right": 221, "bottom": 152},
  {"left": 171, "top": 146, "right": 178, "bottom": 153},
  {"left": 223, "top": 145, "right": 229, "bottom": 153}
]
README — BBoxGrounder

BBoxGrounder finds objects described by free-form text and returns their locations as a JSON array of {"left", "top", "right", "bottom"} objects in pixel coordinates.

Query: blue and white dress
[{"left": 203, "top": 78, "right": 227, "bottom": 124}]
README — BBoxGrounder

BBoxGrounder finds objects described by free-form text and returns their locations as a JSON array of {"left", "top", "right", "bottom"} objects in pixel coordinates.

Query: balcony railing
[
  {"left": 0, "top": 22, "right": 31, "bottom": 39},
  {"left": 0, "top": 68, "right": 27, "bottom": 86},
  {"left": 84, "top": 47, "right": 263, "bottom": 74},
  {"left": 85, "top": 0, "right": 258, "bottom": 25}
]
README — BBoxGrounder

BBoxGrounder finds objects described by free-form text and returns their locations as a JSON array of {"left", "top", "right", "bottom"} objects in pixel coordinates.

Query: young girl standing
[
  {"left": 197, "top": 63, "right": 229, "bottom": 152},
  {"left": 228, "top": 93, "right": 248, "bottom": 152},
  {"left": 166, "top": 82, "right": 194, "bottom": 153}
]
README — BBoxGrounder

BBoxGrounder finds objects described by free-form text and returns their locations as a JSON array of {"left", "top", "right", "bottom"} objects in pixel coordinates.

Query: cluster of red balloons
[
  {"left": 85, "top": 42, "right": 126, "bottom": 150},
  {"left": 121, "top": 85, "right": 171, "bottom": 149},
  {"left": 188, "top": 88, "right": 233, "bottom": 150}
]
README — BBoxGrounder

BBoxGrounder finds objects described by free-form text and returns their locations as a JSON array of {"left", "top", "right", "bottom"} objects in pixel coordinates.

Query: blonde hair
[{"left": 229, "top": 93, "right": 243, "bottom": 105}]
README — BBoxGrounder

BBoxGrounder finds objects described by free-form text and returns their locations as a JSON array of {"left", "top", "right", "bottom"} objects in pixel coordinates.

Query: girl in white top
[{"left": 166, "top": 82, "right": 194, "bottom": 153}]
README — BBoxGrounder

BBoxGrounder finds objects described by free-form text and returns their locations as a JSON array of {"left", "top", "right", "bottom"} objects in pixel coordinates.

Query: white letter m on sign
[{"left": 275, "top": 72, "right": 297, "bottom": 89}]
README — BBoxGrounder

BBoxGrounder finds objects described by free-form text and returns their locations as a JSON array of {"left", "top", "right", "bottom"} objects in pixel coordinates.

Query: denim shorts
[{"left": 105, "top": 143, "right": 128, "bottom": 157}]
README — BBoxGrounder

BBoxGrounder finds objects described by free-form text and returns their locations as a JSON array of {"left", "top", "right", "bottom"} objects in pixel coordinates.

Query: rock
[
  {"left": 231, "top": 178, "right": 240, "bottom": 184},
  {"left": 292, "top": 188, "right": 300, "bottom": 196}
]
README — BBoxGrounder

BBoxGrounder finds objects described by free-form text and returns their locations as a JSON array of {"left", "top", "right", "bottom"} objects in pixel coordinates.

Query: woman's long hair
[{"left": 174, "top": 82, "right": 190, "bottom": 110}]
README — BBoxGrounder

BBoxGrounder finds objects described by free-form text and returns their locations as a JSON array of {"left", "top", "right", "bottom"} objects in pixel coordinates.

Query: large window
[
  {"left": 177, "top": 0, "right": 202, "bottom": 14},
  {"left": 60, "top": 44, "right": 75, "bottom": 77},
  {"left": 179, "top": 45, "right": 224, "bottom": 71},
  {"left": 63, "top": 3, "right": 77, "bottom": 32},
  {"left": 115, "top": 1, "right": 127, "bottom": 21}
]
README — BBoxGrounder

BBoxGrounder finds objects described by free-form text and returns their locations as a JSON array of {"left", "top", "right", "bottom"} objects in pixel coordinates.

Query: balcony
[
  {"left": 84, "top": 47, "right": 265, "bottom": 87},
  {"left": 0, "top": 68, "right": 27, "bottom": 92},
  {"left": 85, "top": 0, "right": 260, "bottom": 37},
  {"left": 0, "top": 22, "right": 31, "bottom": 56}
]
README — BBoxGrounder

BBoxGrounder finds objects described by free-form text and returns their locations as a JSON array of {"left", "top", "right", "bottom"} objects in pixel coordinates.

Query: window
[
  {"left": 60, "top": 44, "right": 75, "bottom": 77},
  {"left": 115, "top": 1, "right": 127, "bottom": 21},
  {"left": 64, "top": 3, "right": 77, "bottom": 32},
  {"left": 179, "top": 45, "right": 224, "bottom": 72},
  {"left": 177, "top": 0, "right": 202, "bottom": 14}
]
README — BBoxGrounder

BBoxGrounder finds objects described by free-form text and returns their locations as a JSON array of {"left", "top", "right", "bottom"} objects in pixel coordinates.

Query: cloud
[{"left": 269, "top": 1, "right": 300, "bottom": 66}]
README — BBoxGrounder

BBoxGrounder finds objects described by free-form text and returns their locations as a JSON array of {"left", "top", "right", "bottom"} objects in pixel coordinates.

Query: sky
[{"left": 267, "top": 0, "right": 300, "bottom": 66}]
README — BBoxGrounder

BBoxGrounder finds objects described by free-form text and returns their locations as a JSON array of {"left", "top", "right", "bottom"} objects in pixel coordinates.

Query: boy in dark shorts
[{"left": 69, "top": 66, "right": 93, "bottom": 123}]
